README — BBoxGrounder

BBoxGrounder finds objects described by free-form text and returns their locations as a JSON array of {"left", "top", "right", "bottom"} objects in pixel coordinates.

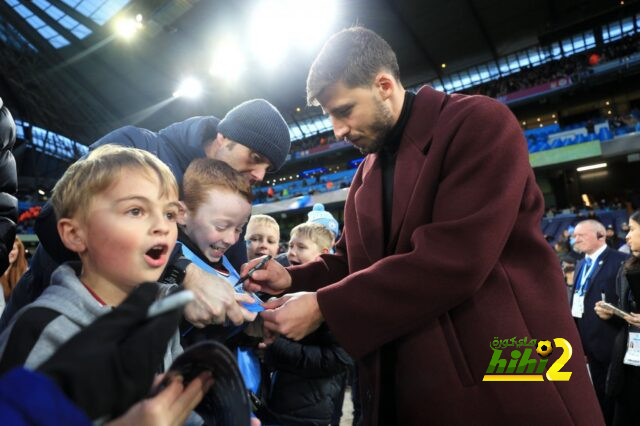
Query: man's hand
[
  {"left": 241, "top": 256, "right": 292, "bottom": 295},
  {"left": 594, "top": 301, "right": 614, "bottom": 320},
  {"left": 182, "top": 264, "right": 256, "bottom": 327},
  {"left": 260, "top": 292, "right": 323, "bottom": 341}
]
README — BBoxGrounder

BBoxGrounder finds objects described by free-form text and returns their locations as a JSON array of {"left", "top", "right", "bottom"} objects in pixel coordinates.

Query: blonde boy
[
  {"left": 287, "top": 222, "right": 334, "bottom": 266},
  {"left": 246, "top": 214, "right": 280, "bottom": 260},
  {"left": 0, "top": 145, "right": 182, "bottom": 371}
]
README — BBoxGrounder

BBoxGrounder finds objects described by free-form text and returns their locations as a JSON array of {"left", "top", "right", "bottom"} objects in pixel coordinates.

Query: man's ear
[
  {"left": 177, "top": 201, "right": 188, "bottom": 225},
  {"left": 374, "top": 72, "right": 395, "bottom": 100},
  {"left": 204, "top": 133, "right": 224, "bottom": 158},
  {"left": 57, "top": 218, "right": 87, "bottom": 254}
]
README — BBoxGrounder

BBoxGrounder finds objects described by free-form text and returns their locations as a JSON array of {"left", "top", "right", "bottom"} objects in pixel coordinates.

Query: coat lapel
[
  {"left": 354, "top": 154, "right": 385, "bottom": 263},
  {"left": 387, "top": 86, "right": 447, "bottom": 252}
]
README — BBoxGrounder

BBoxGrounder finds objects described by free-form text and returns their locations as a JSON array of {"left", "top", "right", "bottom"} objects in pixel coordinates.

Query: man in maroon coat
[{"left": 245, "top": 27, "right": 603, "bottom": 425}]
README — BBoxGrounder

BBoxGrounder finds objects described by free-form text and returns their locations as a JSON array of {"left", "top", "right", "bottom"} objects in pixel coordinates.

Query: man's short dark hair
[{"left": 306, "top": 27, "right": 401, "bottom": 106}]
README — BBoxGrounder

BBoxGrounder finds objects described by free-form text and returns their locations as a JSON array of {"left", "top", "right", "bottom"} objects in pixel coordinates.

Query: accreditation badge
[
  {"left": 623, "top": 329, "right": 640, "bottom": 366},
  {"left": 571, "top": 294, "right": 584, "bottom": 318}
]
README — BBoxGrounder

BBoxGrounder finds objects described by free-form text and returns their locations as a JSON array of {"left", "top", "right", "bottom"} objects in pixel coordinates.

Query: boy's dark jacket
[{"left": 264, "top": 324, "right": 352, "bottom": 426}]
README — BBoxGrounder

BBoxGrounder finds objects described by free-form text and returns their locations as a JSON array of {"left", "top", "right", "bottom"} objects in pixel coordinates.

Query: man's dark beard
[{"left": 357, "top": 99, "right": 395, "bottom": 154}]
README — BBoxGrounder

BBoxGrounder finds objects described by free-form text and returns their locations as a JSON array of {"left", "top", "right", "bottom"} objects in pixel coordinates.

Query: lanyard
[{"left": 576, "top": 255, "right": 600, "bottom": 296}]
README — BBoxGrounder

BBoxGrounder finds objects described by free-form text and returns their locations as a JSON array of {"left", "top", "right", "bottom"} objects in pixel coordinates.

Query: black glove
[{"left": 38, "top": 282, "right": 182, "bottom": 420}]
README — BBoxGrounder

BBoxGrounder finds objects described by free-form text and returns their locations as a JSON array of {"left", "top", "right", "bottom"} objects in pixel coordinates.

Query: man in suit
[
  {"left": 244, "top": 27, "right": 603, "bottom": 425},
  {"left": 571, "top": 219, "right": 628, "bottom": 423}
]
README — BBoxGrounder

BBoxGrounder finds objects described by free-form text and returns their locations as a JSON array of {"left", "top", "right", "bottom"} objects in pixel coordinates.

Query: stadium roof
[{"left": 0, "top": 0, "right": 633, "bottom": 144}]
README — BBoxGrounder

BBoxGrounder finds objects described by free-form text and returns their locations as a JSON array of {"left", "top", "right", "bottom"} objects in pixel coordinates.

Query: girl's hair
[
  {"left": 1, "top": 238, "right": 28, "bottom": 300},
  {"left": 624, "top": 210, "right": 640, "bottom": 272}
]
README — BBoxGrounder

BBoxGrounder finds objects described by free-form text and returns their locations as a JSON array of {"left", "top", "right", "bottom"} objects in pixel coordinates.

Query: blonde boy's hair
[
  {"left": 51, "top": 144, "right": 178, "bottom": 220},
  {"left": 247, "top": 214, "right": 280, "bottom": 236},
  {"left": 182, "top": 158, "right": 252, "bottom": 212},
  {"left": 290, "top": 222, "right": 334, "bottom": 251}
]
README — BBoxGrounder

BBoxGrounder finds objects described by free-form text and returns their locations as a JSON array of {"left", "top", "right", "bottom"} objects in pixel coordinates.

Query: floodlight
[
  {"left": 173, "top": 77, "right": 203, "bottom": 99},
  {"left": 249, "top": 0, "right": 337, "bottom": 69},
  {"left": 576, "top": 163, "right": 607, "bottom": 172},
  {"left": 115, "top": 17, "right": 139, "bottom": 40},
  {"left": 210, "top": 39, "right": 246, "bottom": 82}
]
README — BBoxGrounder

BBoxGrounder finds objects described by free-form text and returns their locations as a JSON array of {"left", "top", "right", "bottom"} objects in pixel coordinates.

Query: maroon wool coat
[{"left": 288, "top": 86, "right": 603, "bottom": 425}]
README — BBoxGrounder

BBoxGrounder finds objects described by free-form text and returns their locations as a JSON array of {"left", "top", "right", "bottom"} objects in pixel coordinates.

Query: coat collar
[{"left": 403, "top": 85, "right": 449, "bottom": 153}]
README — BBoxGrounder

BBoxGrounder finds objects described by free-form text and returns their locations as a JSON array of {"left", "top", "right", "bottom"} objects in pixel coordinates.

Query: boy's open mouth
[{"left": 146, "top": 244, "right": 168, "bottom": 260}]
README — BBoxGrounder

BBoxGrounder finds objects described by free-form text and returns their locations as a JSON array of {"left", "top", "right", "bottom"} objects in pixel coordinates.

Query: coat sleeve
[
  {"left": 0, "top": 307, "right": 65, "bottom": 374},
  {"left": 314, "top": 98, "right": 533, "bottom": 358}
]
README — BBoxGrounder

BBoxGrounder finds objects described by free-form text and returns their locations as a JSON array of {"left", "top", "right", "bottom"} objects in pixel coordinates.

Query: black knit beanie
[{"left": 217, "top": 99, "right": 291, "bottom": 171}]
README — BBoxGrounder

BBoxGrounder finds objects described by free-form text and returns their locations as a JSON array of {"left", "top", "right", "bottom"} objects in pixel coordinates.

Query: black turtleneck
[
  {"left": 380, "top": 90, "right": 415, "bottom": 250},
  {"left": 377, "top": 90, "right": 415, "bottom": 425}
]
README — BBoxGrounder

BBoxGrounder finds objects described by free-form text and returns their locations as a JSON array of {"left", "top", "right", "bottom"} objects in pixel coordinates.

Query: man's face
[
  {"left": 75, "top": 169, "right": 179, "bottom": 290},
  {"left": 572, "top": 223, "right": 602, "bottom": 255},
  {"left": 208, "top": 135, "right": 271, "bottom": 184},
  {"left": 317, "top": 80, "right": 395, "bottom": 154},
  {"left": 180, "top": 188, "right": 251, "bottom": 263},
  {"left": 246, "top": 223, "right": 279, "bottom": 260}
]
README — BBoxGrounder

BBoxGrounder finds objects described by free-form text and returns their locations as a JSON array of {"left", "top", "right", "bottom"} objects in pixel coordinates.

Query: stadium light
[
  {"left": 576, "top": 163, "right": 607, "bottom": 172},
  {"left": 114, "top": 16, "right": 142, "bottom": 40},
  {"left": 173, "top": 77, "right": 203, "bottom": 99},
  {"left": 210, "top": 39, "right": 246, "bottom": 82},
  {"left": 249, "top": 0, "right": 337, "bottom": 69}
]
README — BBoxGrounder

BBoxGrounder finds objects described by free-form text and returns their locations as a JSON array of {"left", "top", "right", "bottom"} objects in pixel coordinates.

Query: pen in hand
[{"left": 235, "top": 255, "right": 273, "bottom": 286}]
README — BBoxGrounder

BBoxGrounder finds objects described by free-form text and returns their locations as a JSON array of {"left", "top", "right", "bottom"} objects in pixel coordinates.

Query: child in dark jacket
[{"left": 264, "top": 223, "right": 352, "bottom": 425}]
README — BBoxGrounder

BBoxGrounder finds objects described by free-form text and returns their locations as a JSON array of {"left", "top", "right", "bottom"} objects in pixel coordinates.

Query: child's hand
[
  {"left": 182, "top": 264, "right": 251, "bottom": 326},
  {"left": 107, "top": 372, "right": 213, "bottom": 426}
]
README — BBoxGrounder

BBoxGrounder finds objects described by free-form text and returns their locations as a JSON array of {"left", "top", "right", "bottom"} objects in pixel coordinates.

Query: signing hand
[
  {"left": 241, "top": 256, "right": 292, "bottom": 295},
  {"left": 260, "top": 292, "right": 323, "bottom": 341},
  {"left": 183, "top": 264, "right": 256, "bottom": 327}
]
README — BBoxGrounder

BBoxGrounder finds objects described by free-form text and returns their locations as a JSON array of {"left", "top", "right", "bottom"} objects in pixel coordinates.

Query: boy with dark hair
[{"left": 176, "top": 158, "right": 264, "bottom": 406}]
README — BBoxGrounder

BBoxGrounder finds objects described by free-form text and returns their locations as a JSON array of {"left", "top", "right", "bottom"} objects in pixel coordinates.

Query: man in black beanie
[{"left": 1, "top": 98, "right": 290, "bottom": 331}]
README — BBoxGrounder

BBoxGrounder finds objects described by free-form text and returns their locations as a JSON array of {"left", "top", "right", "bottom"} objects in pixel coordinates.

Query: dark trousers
[
  {"left": 613, "top": 365, "right": 640, "bottom": 426},
  {"left": 588, "top": 356, "right": 614, "bottom": 425}
]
